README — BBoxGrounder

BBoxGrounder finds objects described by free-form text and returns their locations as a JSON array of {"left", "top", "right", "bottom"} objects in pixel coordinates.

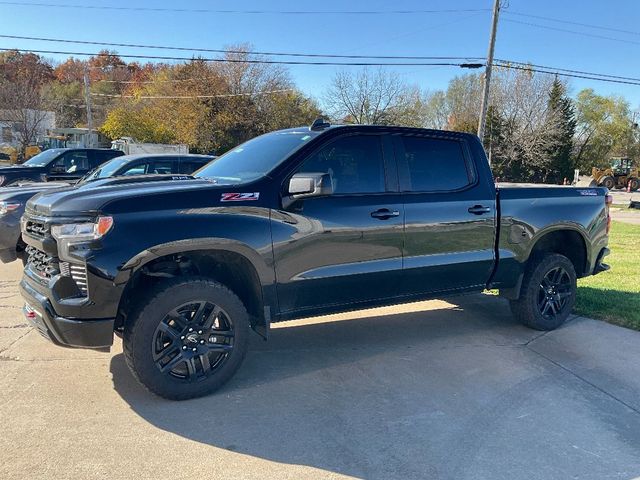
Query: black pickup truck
[
  {"left": 0, "top": 148, "right": 125, "bottom": 187},
  {"left": 19, "top": 122, "right": 611, "bottom": 399}
]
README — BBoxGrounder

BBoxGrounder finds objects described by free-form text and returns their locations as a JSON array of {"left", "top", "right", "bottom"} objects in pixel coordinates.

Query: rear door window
[
  {"left": 120, "top": 162, "right": 152, "bottom": 176},
  {"left": 151, "top": 159, "right": 177, "bottom": 174},
  {"left": 399, "top": 137, "right": 473, "bottom": 192},
  {"left": 180, "top": 159, "right": 208, "bottom": 174}
]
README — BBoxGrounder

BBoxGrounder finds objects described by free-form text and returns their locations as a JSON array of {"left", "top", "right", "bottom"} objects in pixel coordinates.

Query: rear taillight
[{"left": 605, "top": 194, "right": 612, "bottom": 234}]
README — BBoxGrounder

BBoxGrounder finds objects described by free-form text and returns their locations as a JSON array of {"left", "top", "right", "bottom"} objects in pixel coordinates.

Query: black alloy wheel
[
  {"left": 537, "top": 266, "right": 573, "bottom": 321},
  {"left": 153, "top": 301, "right": 235, "bottom": 382}
]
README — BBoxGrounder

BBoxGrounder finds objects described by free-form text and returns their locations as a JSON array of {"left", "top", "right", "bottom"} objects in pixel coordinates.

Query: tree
[
  {"left": 100, "top": 47, "right": 321, "bottom": 153},
  {"left": 573, "top": 89, "right": 636, "bottom": 171},
  {"left": 0, "top": 51, "right": 54, "bottom": 155},
  {"left": 544, "top": 79, "right": 576, "bottom": 183},
  {"left": 323, "top": 68, "right": 424, "bottom": 125}
]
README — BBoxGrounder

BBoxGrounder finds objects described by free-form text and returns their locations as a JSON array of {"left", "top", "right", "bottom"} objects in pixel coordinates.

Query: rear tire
[
  {"left": 510, "top": 253, "right": 577, "bottom": 331},
  {"left": 123, "top": 277, "right": 250, "bottom": 400},
  {"left": 599, "top": 176, "right": 615, "bottom": 190},
  {"left": 629, "top": 177, "right": 639, "bottom": 191}
]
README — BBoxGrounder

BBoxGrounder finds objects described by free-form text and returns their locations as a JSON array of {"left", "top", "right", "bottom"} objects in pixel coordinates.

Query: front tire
[
  {"left": 510, "top": 253, "right": 577, "bottom": 331},
  {"left": 123, "top": 277, "right": 250, "bottom": 400}
]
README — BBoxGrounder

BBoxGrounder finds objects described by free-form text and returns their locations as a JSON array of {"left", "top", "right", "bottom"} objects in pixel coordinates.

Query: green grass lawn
[{"left": 575, "top": 221, "right": 640, "bottom": 330}]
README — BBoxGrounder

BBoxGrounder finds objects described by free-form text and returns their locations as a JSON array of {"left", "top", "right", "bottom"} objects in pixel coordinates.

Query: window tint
[
  {"left": 297, "top": 135, "right": 385, "bottom": 194},
  {"left": 51, "top": 151, "right": 89, "bottom": 174},
  {"left": 151, "top": 160, "right": 175, "bottom": 174},
  {"left": 401, "top": 137, "right": 471, "bottom": 191},
  {"left": 180, "top": 160, "right": 207, "bottom": 174},
  {"left": 121, "top": 162, "right": 151, "bottom": 176}
]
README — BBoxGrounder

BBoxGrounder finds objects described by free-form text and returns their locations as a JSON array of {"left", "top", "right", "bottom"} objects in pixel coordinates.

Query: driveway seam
[{"left": 526, "top": 343, "right": 640, "bottom": 417}]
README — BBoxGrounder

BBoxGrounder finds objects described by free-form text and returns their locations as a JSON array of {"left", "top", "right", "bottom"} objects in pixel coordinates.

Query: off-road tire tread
[
  {"left": 123, "top": 276, "right": 249, "bottom": 400},
  {"left": 509, "top": 253, "right": 577, "bottom": 331}
]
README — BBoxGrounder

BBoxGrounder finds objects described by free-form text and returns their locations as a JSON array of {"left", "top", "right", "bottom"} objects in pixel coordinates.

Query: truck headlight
[
  {"left": 51, "top": 216, "right": 114, "bottom": 240},
  {"left": 0, "top": 201, "right": 21, "bottom": 216},
  {"left": 51, "top": 216, "right": 113, "bottom": 262}
]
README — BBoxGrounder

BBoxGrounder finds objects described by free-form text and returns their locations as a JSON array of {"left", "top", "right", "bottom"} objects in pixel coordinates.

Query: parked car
[
  {"left": 0, "top": 148, "right": 125, "bottom": 187},
  {"left": 0, "top": 154, "right": 214, "bottom": 263},
  {"left": 19, "top": 121, "right": 611, "bottom": 400}
]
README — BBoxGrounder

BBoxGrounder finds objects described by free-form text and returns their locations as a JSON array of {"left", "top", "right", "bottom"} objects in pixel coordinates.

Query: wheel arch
[
  {"left": 114, "top": 239, "right": 275, "bottom": 333},
  {"left": 527, "top": 226, "right": 589, "bottom": 278}
]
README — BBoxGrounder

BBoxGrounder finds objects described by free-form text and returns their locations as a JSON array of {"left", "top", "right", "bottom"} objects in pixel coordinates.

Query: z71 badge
[{"left": 221, "top": 192, "right": 260, "bottom": 202}]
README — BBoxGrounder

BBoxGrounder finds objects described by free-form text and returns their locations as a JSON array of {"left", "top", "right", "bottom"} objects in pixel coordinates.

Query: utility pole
[
  {"left": 83, "top": 65, "right": 94, "bottom": 148},
  {"left": 477, "top": 0, "right": 501, "bottom": 152}
]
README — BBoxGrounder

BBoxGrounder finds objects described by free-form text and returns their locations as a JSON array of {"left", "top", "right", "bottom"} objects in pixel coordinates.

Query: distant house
[{"left": 0, "top": 109, "right": 56, "bottom": 149}]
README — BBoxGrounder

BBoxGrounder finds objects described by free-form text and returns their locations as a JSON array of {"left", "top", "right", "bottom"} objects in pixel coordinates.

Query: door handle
[
  {"left": 468, "top": 205, "right": 492, "bottom": 215},
  {"left": 371, "top": 208, "right": 400, "bottom": 220}
]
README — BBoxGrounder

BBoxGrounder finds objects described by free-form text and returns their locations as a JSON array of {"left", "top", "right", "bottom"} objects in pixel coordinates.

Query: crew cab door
[
  {"left": 273, "top": 133, "right": 404, "bottom": 316},
  {"left": 396, "top": 134, "right": 496, "bottom": 296}
]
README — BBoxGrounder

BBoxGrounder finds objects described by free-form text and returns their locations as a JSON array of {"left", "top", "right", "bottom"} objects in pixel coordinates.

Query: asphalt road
[{"left": 1, "top": 260, "right": 640, "bottom": 480}]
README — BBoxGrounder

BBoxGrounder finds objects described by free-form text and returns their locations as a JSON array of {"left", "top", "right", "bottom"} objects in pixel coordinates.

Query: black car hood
[
  {"left": 0, "top": 165, "right": 39, "bottom": 174},
  {"left": 27, "top": 175, "right": 219, "bottom": 217},
  {"left": 0, "top": 182, "right": 71, "bottom": 202}
]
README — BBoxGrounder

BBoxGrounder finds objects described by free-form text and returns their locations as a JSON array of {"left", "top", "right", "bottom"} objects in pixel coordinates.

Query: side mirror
[{"left": 287, "top": 173, "right": 333, "bottom": 199}]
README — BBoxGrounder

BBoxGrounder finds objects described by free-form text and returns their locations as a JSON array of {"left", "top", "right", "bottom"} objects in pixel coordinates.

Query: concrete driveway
[{"left": 1, "top": 261, "right": 640, "bottom": 480}]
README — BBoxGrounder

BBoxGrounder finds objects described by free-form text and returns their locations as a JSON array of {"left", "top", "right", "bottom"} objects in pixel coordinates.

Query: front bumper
[{"left": 20, "top": 277, "right": 114, "bottom": 349}]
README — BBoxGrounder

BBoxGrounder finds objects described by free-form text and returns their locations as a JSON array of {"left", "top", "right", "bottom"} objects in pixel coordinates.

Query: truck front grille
[
  {"left": 24, "top": 219, "right": 48, "bottom": 239},
  {"left": 25, "top": 245, "right": 59, "bottom": 279}
]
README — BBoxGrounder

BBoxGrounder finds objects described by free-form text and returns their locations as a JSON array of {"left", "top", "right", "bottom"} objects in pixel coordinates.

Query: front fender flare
[{"left": 113, "top": 237, "right": 275, "bottom": 287}]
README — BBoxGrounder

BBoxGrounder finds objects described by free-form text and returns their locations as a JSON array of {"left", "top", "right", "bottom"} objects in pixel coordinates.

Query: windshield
[
  {"left": 22, "top": 149, "right": 64, "bottom": 167},
  {"left": 81, "top": 157, "right": 130, "bottom": 183},
  {"left": 195, "top": 130, "right": 316, "bottom": 184}
]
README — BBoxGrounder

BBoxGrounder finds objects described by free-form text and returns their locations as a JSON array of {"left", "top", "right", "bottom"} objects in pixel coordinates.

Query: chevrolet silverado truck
[{"left": 19, "top": 121, "right": 611, "bottom": 399}]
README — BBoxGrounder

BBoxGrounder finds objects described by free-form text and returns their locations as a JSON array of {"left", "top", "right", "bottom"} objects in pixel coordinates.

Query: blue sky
[{"left": 1, "top": 0, "right": 639, "bottom": 107}]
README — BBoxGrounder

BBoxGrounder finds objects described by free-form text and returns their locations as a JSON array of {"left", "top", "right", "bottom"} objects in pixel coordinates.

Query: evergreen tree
[{"left": 545, "top": 79, "right": 577, "bottom": 183}]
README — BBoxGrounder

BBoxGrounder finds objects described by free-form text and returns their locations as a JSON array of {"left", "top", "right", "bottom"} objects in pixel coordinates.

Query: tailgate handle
[
  {"left": 468, "top": 205, "right": 491, "bottom": 215},
  {"left": 371, "top": 208, "right": 400, "bottom": 220}
]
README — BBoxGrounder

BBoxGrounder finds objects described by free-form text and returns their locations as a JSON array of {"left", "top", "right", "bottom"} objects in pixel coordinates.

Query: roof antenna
[{"left": 310, "top": 117, "right": 331, "bottom": 131}]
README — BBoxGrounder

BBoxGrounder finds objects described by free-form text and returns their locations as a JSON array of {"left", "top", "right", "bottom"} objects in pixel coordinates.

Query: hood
[
  {"left": 0, "top": 164, "right": 37, "bottom": 174},
  {"left": 27, "top": 176, "right": 218, "bottom": 217},
  {"left": 0, "top": 182, "right": 71, "bottom": 202}
]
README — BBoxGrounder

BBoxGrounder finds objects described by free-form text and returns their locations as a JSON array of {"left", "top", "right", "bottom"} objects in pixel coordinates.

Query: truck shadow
[{"left": 109, "top": 294, "right": 536, "bottom": 479}]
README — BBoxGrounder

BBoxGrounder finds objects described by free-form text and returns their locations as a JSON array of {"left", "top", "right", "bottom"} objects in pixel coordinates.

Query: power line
[
  {"left": 0, "top": 34, "right": 485, "bottom": 61},
  {"left": 493, "top": 62, "right": 640, "bottom": 86},
  {"left": 3, "top": 46, "right": 639, "bottom": 87},
  {"left": 0, "top": 47, "right": 481, "bottom": 67},
  {"left": 495, "top": 59, "right": 640, "bottom": 83},
  {"left": 0, "top": 2, "right": 489, "bottom": 15},
  {"left": 503, "top": 11, "right": 640, "bottom": 37},
  {"left": 91, "top": 89, "right": 295, "bottom": 99},
  {"left": 503, "top": 19, "right": 640, "bottom": 46}
]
